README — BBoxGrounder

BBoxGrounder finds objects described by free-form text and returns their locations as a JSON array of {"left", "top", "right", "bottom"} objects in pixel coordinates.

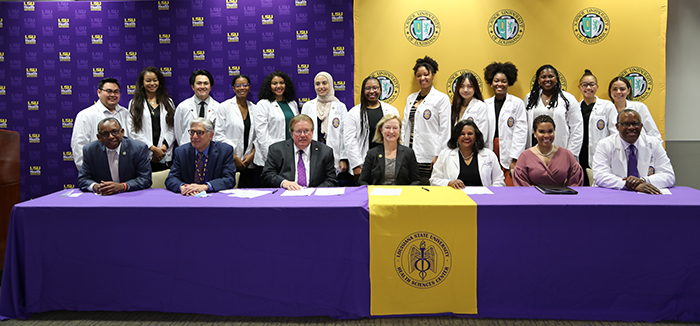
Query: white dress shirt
[{"left": 71, "top": 101, "right": 129, "bottom": 170}]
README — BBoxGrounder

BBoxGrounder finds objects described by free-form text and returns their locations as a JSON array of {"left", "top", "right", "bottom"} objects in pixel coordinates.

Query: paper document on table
[
  {"left": 315, "top": 187, "right": 345, "bottom": 196},
  {"left": 370, "top": 188, "right": 402, "bottom": 196},
  {"left": 280, "top": 188, "right": 315, "bottom": 196},
  {"left": 461, "top": 187, "right": 494, "bottom": 195},
  {"left": 660, "top": 188, "right": 672, "bottom": 195},
  {"left": 226, "top": 189, "right": 273, "bottom": 199}
]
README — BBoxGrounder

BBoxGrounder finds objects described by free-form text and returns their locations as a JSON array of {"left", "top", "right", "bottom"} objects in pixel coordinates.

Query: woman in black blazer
[{"left": 359, "top": 114, "right": 421, "bottom": 185}]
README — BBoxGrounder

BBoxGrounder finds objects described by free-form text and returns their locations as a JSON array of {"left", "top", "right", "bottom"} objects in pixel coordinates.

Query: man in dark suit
[
  {"left": 78, "top": 117, "right": 152, "bottom": 195},
  {"left": 166, "top": 118, "right": 236, "bottom": 195},
  {"left": 262, "top": 114, "right": 337, "bottom": 190}
]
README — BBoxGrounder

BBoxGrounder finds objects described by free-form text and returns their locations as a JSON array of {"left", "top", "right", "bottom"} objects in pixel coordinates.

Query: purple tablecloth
[{"left": 0, "top": 187, "right": 371, "bottom": 319}]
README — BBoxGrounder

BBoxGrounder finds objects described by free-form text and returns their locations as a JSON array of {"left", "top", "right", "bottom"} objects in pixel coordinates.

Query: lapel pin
[{"left": 379, "top": 154, "right": 383, "bottom": 158}]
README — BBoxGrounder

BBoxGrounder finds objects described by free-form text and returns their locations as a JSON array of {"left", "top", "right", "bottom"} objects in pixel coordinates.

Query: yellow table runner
[{"left": 369, "top": 186, "right": 477, "bottom": 315}]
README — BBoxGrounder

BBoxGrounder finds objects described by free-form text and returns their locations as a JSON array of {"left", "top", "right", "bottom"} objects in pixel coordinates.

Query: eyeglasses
[
  {"left": 618, "top": 121, "right": 641, "bottom": 127},
  {"left": 293, "top": 129, "right": 312, "bottom": 136},
  {"left": 580, "top": 83, "right": 597, "bottom": 88},
  {"left": 100, "top": 88, "right": 120, "bottom": 95},
  {"left": 364, "top": 86, "right": 380, "bottom": 92},
  {"left": 98, "top": 129, "right": 121, "bottom": 138},
  {"left": 234, "top": 83, "right": 250, "bottom": 88},
  {"left": 188, "top": 129, "right": 209, "bottom": 136}
]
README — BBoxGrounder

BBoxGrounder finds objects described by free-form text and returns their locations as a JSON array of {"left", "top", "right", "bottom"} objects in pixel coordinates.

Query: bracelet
[{"left": 122, "top": 183, "right": 128, "bottom": 192}]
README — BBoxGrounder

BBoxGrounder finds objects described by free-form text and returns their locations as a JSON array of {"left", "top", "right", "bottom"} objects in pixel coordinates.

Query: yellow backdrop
[{"left": 354, "top": 0, "right": 667, "bottom": 138}]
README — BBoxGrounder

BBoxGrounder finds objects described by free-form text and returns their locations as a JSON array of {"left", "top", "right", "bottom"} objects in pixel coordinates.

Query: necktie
[
  {"left": 195, "top": 152, "right": 205, "bottom": 184},
  {"left": 627, "top": 144, "right": 639, "bottom": 178},
  {"left": 297, "top": 150, "right": 307, "bottom": 187},
  {"left": 109, "top": 149, "right": 120, "bottom": 183},
  {"left": 198, "top": 101, "right": 205, "bottom": 118}
]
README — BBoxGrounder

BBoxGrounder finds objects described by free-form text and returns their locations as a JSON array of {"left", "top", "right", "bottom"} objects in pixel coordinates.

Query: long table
[{"left": 2, "top": 186, "right": 700, "bottom": 321}]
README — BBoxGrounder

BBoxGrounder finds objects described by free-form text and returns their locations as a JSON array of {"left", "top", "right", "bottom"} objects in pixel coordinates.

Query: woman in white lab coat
[
  {"left": 301, "top": 71, "right": 351, "bottom": 185},
  {"left": 450, "top": 72, "right": 488, "bottom": 133},
  {"left": 483, "top": 61, "right": 528, "bottom": 186},
  {"left": 344, "top": 76, "right": 400, "bottom": 181},
  {"left": 214, "top": 74, "right": 260, "bottom": 188},
  {"left": 254, "top": 70, "right": 298, "bottom": 167},
  {"left": 578, "top": 69, "right": 617, "bottom": 186},
  {"left": 524, "top": 64, "right": 584, "bottom": 160},
  {"left": 402, "top": 56, "right": 451, "bottom": 185},
  {"left": 607, "top": 76, "right": 663, "bottom": 143},
  {"left": 128, "top": 66, "right": 175, "bottom": 172}
]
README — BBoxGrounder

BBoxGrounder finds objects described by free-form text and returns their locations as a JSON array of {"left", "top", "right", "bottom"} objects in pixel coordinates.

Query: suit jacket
[
  {"left": 77, "top": 137, "right": 152, "bottom": 192},
  {"left": 359, "top": 144, "right": 421, "bottom": 186},
  {"left": 165, "top": 141, "right": 236, "bottom": 192},
  {"left": 262, "top": 139, "right": 337, "bottom": 188}
]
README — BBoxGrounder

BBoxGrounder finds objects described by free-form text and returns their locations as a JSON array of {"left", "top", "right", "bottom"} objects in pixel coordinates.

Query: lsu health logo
[
  {"left": 295, "top": 0, "right": 306, "bottom": 6},
  {"left": 160, "top": 66, "right": 172, "bottom": 77},
  {"left": 0, "top": 85, "right": 5, "bottom": 95},
  {"left": 61, "top": 85, "right": 72, "bottom": 95},
  {"left": 29, "top": 133, "right": 41, "bottom": 143},
  {"left": 332, "top": 46, "right": 345, "bottom": 57},
  {"left": 404, "top": 10, "right": 440, "bottom": 47},
  {"left": 331, "top": 12, "right": 343, "bottom": 22},
  {"left": 369, "top": 70, "right": 400, "bottom": 104},
  {"left": 25, "top": 34, "right": 37, "bottom": 44},
  {"left": 127, "top": 84, "right": 136, "bottom": 95},
  {"left": 333, "top": 80, "right": 345, "bottom": 92},
  {"left": 297, "top": 63, "right": 309, "bottom": 74},
  {"left": 63, "top": 150, "right": 74, "bottom": 160},
  {"left": 26, "top": 68, "right": 38, "bottom": 78},
  {"left": 28, "top": 100, "right": 39, "bottom": 111},
  {"left": 93, "top": 67, "right": 104, "bottom": 77},
  {"left": 62, "top": 118, "right": 73, "bottom": 128},
  {"left": 263, "top": 49, "right": 274, "bottom": 59},
  {"left": 446, "top": 69, "right": 483, "bottom": 99},
  {"left": 226, "top": 0, "right": 238, "bottom": 9},
  {"left": 620, "top": 67, "right": 653, "bottom": 101},
  {"left": 573, "top": 8, "right": 610, "bottom": 45},
  {"left": 395, "top": 232, "right": 451, "bottom": 289},
  {"left": 91, "top": 34, "right": 103, "bottom": 44},
  {"left": 488, "top": 9, "right": 525, "bottom": 45},
  {"left": 59, "top": 51, "right": 71, "bottom": 62},
  {"left": 296, "top": 29, "right": 308, "bottom": 40},
  {"left": 192, "top": 16, "right": 204, "bottom": 27},
  {"left": 159, "top": 34, "right": 171, "bottom": 44},
  {"left": 126, "top": 51, "right": 137, "bottom": 61},
  {"left": 58, "top": 18, "right": 70, "bottom": 28},
  {"left": 24, "top": 1, "right": 35, "bottom": 11},
  {"left": 228, "top": 66, "right": 241, "bottom": 76},
  {"left": 0, "top": 119, "right": 7, "bottom": 128},
  {"left": 0, "top": 52, "right": 4, "bottom": 62},
  {"left": 124, "top": 18, "right": 136, "bottom": 28},
  {"left": 193, "top": 50, "right": 205, "bottom": 60},
  {"left": 30, "top": 166, "right": 41, "bottom": 176},
  {"left": 262, "top": 14, "right": 274, "bottom": 25},
  {"left": 530, "top": 70, "right": 568, "bottom": 92},
  {"left": 227, "top": 32, "right": 239, "bottom": 42},
  {"left": 90, "top": 2, "right": 102, "bottom": 11},
  {"left": 158, "top": 1, "right": 169, "bottom": 10}
]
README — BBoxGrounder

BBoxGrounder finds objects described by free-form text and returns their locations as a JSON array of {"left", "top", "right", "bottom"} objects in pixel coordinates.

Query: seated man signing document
[
  {"left": 262, "top": 114, "right": 337, "bottom": 190},
  {"left": 166, "top": 118, "right": 236, "bottom": 195},
  {"left": 592, "top": 109, "right": 675, "bottom": 194}
]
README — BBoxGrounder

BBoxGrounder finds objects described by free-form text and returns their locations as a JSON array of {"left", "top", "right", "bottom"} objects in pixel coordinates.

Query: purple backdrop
[{"left": 0, "top": 0, "right": 355, "bottom": 201}]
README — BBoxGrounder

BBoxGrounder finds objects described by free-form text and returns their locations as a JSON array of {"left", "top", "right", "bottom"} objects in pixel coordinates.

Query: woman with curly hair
[
  {"left": 127, "top": 66, "right": 176, "bottom": 172},
  {"left": 524, "top": 64, "right": 583, "bottom": 159},
  {"left": 402, "top": 56, "right": 451, "bottom": 185},
  {"left": 483, "top": 61, "right": 527, "bottom": 186},
  {"left": 254, "top": 70, "right": 298, "bottom": 167}
]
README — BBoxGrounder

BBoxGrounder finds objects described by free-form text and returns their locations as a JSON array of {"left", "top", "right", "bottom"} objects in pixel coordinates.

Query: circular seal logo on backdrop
[
  {"left": 530, "top": 71, "right": 568, "bottom": 92},
  {"left": 487, "top": 9, "right": 525, "bottom": 45},
  {"left": 572, "top": 7, "right": 610, "bottom": 45},
  {"left": 332, "top": 117, "right": 340, "bottom": 128},
  {"left": 368, "top": 70, "right": 400, "bottom": 104},
  {"left": 446, "top": 69, "right": 483, "bottom": 99},
  {"left": 394, "top": 231, "right": 451, "bottom": 289},
  {"left": 619, "top": 67, "right": 653, "bottom": 102},
  {"left": 423, "top": 109, "right": 432, "bottom": 120},
  {"left": 404, "top": 10, "right": 441, "bottom": 47},
  {"left": 596, "top": 119, "right": 605, "bottom": 130}
]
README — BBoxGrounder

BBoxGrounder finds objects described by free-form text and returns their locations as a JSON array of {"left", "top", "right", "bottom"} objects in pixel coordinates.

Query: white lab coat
[
  {"left": 253, "top": 99, "right": 298, "bottom": 166},
  {"left": 70, "top": 101, "right": 129, "bottom": 170},
  {"left": 485, "top": 94, "right": 528, "bottom": 169},
  {"left": 525, "top": 90, "right": 584, "bottom": 157},
  {"left": 127, "top": 99, "right": 176, "bottom": 162},
  {"left": 592, "top": 133, "right": 675, "bottom": 189},
  {"left": 457, "top": 98, "right": 489, "bottom": 137},
  {"left": 173, "top": 95, "right": 220, "bottom": 146},
  {"left": 213, "top": 98, "right": 257, "bottom": 167},
  {"left": 430, "top": 147, "right": 505, "bottom": 187},
  {"left": 402, "top": 87, "right": 451, "bottom": 163},
  {"left": 344, "top": 101, "right": 400, "bottom": 171},
  {"left": 622, "top": 100, "right": 663, "bottom": 144},
  {"left": 301, "top": 98, "right": 348, "bottom": 172},
  {"left": 584, "top": 97, "right": 618, "bottom": 167}
]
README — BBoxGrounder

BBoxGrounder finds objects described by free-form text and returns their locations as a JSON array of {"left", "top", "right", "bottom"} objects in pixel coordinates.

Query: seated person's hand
[
  {"left": 95, "top": 181, "right": 123, "bottom": 196},
  {"left": 281, "top": 180, "right": 303, "bottom": 191},
  {"left": 634, "top": 182, "right": 662, "bottom": 195},
  {"left": 447, "top": 180, "right": 465, "bottom": 189},
  {"left": 180, "top": 183, "right": 209, "bottom": 196},
  {"left": 623, "top": 176, "right": 644, "bottom": 191}
]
